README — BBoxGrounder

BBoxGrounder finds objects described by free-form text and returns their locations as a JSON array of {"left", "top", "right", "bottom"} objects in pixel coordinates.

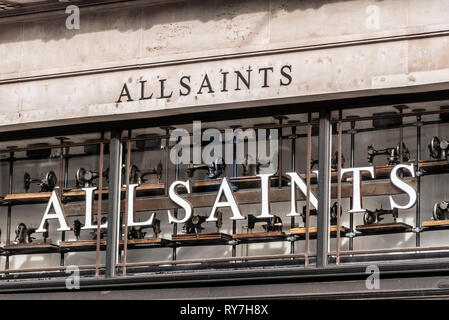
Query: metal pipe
[
  {"left": 106, "top": 130, "right": 122, "bottom": 278},
  {"left": 290, "top": 125, "right": 296, "bottom": 255},
  {"left": 349, "top": 119, "right": 356, "bottom": 251},
  {"left": 317, "top": 111, "right": 331, "bottom": 268},
  {"left": 5, "top": 151, "right": 14, "bottom": 271},
  {"left": 95, "top": 141, "right": 104, "bottom": 277},
  {"left": 415, "top": 113, "right": 423, "bottom": 247},
  {"left": 336, "top": 114, "right": 342, "bottom": 265},
  {"left": 173, "top": 147, "right": 179, "bottom": 261},
  {"left": 122, "top": 130, "right": 132, "bottom": 275},
  {"left": 305, "top": 114, "right": 312, "bottom": 267}
]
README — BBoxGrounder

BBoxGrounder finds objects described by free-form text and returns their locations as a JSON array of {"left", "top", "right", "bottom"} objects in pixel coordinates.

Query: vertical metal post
[
  {"left": 317, "top": 111, "right": 331, "bottom": 268},
  {"left": 414, "top": 110, "right": 424, "bottom": 247},
  {"left": 56, "top": 137, "right": 68, "bottom": 267},
  {"left": 161, "top": 126, "right": 177, "bottom": 261},
  {"left": 229, "top": 125, "right": 241, "bottom": 258},
  {"left": 106, "top": 130, "right": 122, "bottom": 278},
  {"left": 95, "top": 139, "right": 105, "bottom": 277},
  {"left": 346, "top": 116, "right": 358, "bottom": 251},
  {"left": 305, "top": 114, "right": 312, "bottom": 267},
  {"left": 122, "top": 130, "right": 132, "bottom": 276},
  {"left": 336, "top": 111, "right": 343, "bottom": 265},
  {"left": 173, "top": 147, "right": 179, "bottom": 261},
  {"left": 5, "top": 151, "right": 14, "bottom": 271},
  {"left": 288, "top": 121, "right": 298, "bottom": 255}
]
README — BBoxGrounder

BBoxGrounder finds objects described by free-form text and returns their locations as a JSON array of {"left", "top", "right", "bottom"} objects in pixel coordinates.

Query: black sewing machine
[
  {"left": 24, "top": 171, "right": 57, "bottom": 192},
  {"left": 302, "top": 202, "right": 342, "bottom": 226},
  {"left": 72, "top": 219, "right": 83, "bottom": 240},
  {"left": 129, "top": 162, "right": 163, "bottom": 185},
  {"left": 183, "top": 211, "right": 223, "bottom": 237},
  {"left": 311, "top": 152, "right": 345, "bottom": 171},
  {"left": 363, "top": 207, "right": 399, "bottom": 225},
  {"left": 127, "top": 218, "right": 161, "bottom": 240},
  {"left": 76, "top": 167, "right": 109, "bottom": 188},
  {"left": 247, "top": 214, "right": 283, "bottom": 232},
  {"left": 14, "top": 221, "right": 49, "bottom": 244},
  {"left": 90, "top": 217, "right": 108, "bottom": 240},
  {"left": 241, "top": 154, "right": 271, "bottom": 176},
  {"left": 367, "top": 143, "right": 410, "bottom": 166},
  {"left": 429, "top": 136, "right": 449, "bottom": 162},
  {"left": 186, "top": 158, "right": 225, "bottom": 179},
  {"left": 433, "top": 201, "right": 449, "bottom": 220}
]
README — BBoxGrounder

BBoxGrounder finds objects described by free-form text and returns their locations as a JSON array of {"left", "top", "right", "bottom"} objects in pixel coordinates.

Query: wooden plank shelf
[
  {"left": 190, "top": 175, "right": 290, "bottom": 192},
  {"left": 171, "top": 232, "right": 232, "bottom": 245},
  {"left": 422, "top": 219, "right": 449, "bottom": 229},
  {"left": 2, "top": 242, "right": 59, "bottom": 255},
  {"left": 419, "top": 159, "right": 449, "bottom": 175},
  {"left": 356, "top": 222, "right": 412, "bottom": 234},
  {"left": 59, "top": 238, "right": 169, "bottom": 252},
  {"left": 290, "top": 225, "right": 349, "bottom": 238},
  {"left": 232, "top": 231, "right": 287, "bottom": 243},
  {"left": 2, "top": 183, "right": 166, "bottom": 205}
]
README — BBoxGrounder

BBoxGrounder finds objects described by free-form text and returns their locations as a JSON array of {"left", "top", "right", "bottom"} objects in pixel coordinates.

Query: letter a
[{"left": 37, "top": 191, "right": 70, "bottom": 232}]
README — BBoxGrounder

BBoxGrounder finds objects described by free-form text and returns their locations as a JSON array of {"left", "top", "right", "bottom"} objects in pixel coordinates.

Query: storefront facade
[{"left": 1, "top": 0, "right": 449, "bottom": 299}]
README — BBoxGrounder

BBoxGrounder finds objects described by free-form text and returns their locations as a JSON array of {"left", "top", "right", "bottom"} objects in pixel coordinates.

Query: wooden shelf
[
  {"left": 2, "top": 243, "right": 59, "bottom": 255},
  {"left": 419, "top": 159, "right": 449, "bottom": 175},
  {"left": 422, "top": 219, "right": 449, "bottom": 229},
  {"left": 232, "top": 231, "right": 287, "bottom": 243},
  {"left": 59, "top": 238, "right": 169, "bottom": 252},
  {"left": 2, "top": 183, "right": 166, "bottom": 205},
  {"left": 356, "top": 222, "right": 412, "bottom": 234},
  {"left": 171, "top": 232, "right": 232, "bottom": 245},
  {"left": 191, "top": 175, "right": 289, "bottom": 192},
  {"left": 290, "top": 225, "right": 349, "bottom": 238}
]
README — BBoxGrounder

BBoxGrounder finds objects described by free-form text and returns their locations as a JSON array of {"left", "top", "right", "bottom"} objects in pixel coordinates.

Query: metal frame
[{"left": 0, "top": 107, "right": 449, "bottom": 283}]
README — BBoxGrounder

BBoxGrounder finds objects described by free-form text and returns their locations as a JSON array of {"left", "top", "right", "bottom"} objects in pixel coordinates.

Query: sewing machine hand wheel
[
  {"left": 43, "top": 171, "right": 57, "bottom": 191},
  {"left": 429, "top": 136, "right": 441, "bottom": 159}
]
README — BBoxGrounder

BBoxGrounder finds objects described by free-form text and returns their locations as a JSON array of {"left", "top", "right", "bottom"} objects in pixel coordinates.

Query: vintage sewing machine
[
  {"left": 428, "top": 136, "right": 449, "bottom": 162},
  {"left": 129, "top": 161, "right": 163, "bottom": 185},
  {"left": 24, "top": 171, "right": 57, "bottom": 192},
  {"left": 90, "top": 217, "right": 108, "bottom": 240},
  {"left": 367, "top": 143, "right": 410, "bottom": 166},
  {"left": 127, "top": 218, "right": 161, "bottom": 240},
  {"left": 311, "top": 152, "right": 345, "bottom": 171},
  {"left": 14, "top": 221, "right": 49, "bottom": 244},
  {"left": 302, "top": 202, "right": 342, "bottom": 226},
  {"left": 186, "top": 158, "right": 225, "bottom": 179},
  {"left": 72, "top": 219, "right": 83, "bottom": 240},
  {"left": 183, "top": 211, "right": 223, "bottom": 237},
  {"left": 433, "top": 201, "right": 449, "bottom": 221},
  {"left": 76, "top": 167, "right": 109, "bottom": 188},
  {"left": 241, "top": 154, "right": 271, "bottom": 176},
  {"left": 363, "top": 207, "right": 399, "bottom": 225},
  {"left": 247, "top": 214, "right": 283, "bottom": 232}
]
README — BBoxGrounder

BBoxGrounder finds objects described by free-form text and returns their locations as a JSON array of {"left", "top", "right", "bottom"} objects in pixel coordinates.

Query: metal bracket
[
  {"left": 346, "top": 232, "right": 356, "bottom": 238},
  {"left": 412, "top": 227, "right": 423, "bottom": 233}
]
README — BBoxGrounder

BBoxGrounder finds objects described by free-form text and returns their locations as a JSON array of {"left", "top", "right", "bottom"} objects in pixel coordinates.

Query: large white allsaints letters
[
  {"left": 341, "top": 167, "right": 375, "bottom": 213},
  {"left": 167, "top": 180, "right": 193, "bottom": 224},
  {"left": 81, "top": 187, "right": 107, "bottom": 230},
  {"left": 37, "top": 191, "right": 70, "bottom": 232},
  {"left": 256, "top": 173, "right": 274, "bottom": 218},
  {"left": 285, "top": 172, "right": 318, "bottom": 217},
  {"left": 389, "top": 163, "right": 417, "bottom": 210},
  {"left": 207, "top": 178, "right": 244, "bottom": 221},
  {"left": 126, "top": 184, "right": 156, "bottom": 226}
]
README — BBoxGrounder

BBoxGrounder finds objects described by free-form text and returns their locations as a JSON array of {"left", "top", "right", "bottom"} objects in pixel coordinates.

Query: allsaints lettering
[
  {"left": 35, "top": 165, "right": 417, "bottom": 234},
  {"left": 116, "top": 65, "right": 293, "bottom": 103}
]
